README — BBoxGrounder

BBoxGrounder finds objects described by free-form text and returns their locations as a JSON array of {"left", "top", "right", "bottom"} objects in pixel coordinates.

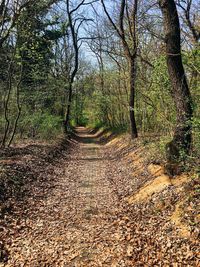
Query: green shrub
[{"left": 19, "top": 112, "right": 63, "bottom": 140}]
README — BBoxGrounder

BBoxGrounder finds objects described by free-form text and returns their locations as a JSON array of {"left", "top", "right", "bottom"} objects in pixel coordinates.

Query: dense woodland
[
  {"left": 0, "top": 0, "right": 199, "bottom": 167},
  {"left": 0, "top": 0, "right": 200, "bottom": 265}
]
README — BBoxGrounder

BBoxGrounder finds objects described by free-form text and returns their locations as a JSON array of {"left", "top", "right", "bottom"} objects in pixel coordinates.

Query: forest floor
[{"left": 0, "top": 127, "right": 199, "bottom": 266}]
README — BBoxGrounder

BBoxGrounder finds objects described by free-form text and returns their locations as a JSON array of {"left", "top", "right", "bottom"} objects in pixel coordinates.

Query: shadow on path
[{"left": 73, "top": 127, "right": 116, "bottom": 145}]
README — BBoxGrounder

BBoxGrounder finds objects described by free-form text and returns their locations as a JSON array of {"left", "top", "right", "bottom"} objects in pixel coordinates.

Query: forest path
[
  {"left": 4, "top": 127, "right": 129, "bottom": 267},
  {"left": 2, "top": 128, "right": 199, "bottom": 266}
]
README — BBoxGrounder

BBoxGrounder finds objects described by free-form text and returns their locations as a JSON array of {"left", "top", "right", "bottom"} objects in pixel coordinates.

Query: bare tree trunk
[
  {"left": 64, "top": 0, "right": 79, "bottom": 131},
  {"left": 8, "top": 64, "right": 23, "bottom": 147},
  {"left": 65, "top": 82, "right": 73, "bottom": 129},
  {"left": 159, "top": 0, "right": 193, "bottom": 169},
  {"left": 1, "top": 61, "right": 12, "bottom": 148},
  {"left": 129, "top": 56, "right": 138, "bottom": 138},
  {"left": 101, "top": 0, "right": 139, "bottom": 138}
]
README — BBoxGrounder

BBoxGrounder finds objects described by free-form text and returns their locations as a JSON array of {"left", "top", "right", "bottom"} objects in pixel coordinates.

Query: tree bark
[
  {"left": 1, "top": 61, "right": 12, "bottom": 148},
  {"left": 8, "top": 64, "right": 23, "bottom": 147},
  {"left": 129, "top": 56, "right": 138, "bottom": 138},
  {"left": 64, "top": 0, "right": 78, "bottom": 130},
  {"left": 65, "top": 82, "right": 73, "bottom": 129},
  {"left": 159, "top": 0, "right": 193, "bottom": 166}
]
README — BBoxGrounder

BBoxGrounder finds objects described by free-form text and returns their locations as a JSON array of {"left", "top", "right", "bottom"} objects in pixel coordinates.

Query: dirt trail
[
  {"left": 2, "top": 127, "right": 128, "bottom": 266},
  {"left": 1, "top": 127, "right": 199, "bottom": 266}
]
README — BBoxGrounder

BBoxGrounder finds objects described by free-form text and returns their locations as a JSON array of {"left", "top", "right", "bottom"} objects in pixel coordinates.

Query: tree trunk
[
  {"left": 159, "top": 0, "right": 193, "bottom": 167},
  {"left": 64, "top": 0, "right": 79, "bottom": 132},
  {"left": 101, "top": 0, "right": 139, "bottom": 138},
  {"left": 129, "top": 57, "right": 138, "bottom": 138},
  {"left": 65, "top": 83, "right": 72, "bottom": 130},
  {"left": 1, "top": 61, "right": 12, "bottom": 148},
  {"left": 8, "top": 64, "right": 23, "bottom": 147}
]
